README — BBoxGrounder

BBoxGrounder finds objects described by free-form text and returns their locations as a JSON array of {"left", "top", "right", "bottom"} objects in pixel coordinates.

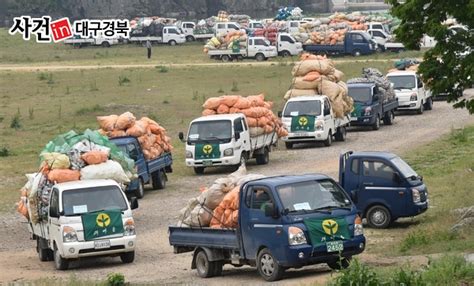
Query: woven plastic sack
[
  {"left": 42, "top": 152, "right": 70, "bottom": 169},
  {"left": 48, "top": 169, "right": 81, "bottom": 183},
  {"left": 80, "top": 160, "right": 130, "bottom": 184},
  {"left": 115, "top": 112, "right": 136, "bottom": 130},
  {"left": 81, "top": 150, "right": 109, "bottom": 165},
  {"left": 284, "top": 89, "right": 317, "bottom": 100},
  {"left": 97, "top": 115, "right": 118, "bottom": 131}
]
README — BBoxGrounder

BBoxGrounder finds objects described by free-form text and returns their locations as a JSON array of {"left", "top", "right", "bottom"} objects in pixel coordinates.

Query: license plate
[
  {"left": 326, "top": 241, "right": 344, "bottom": 253},
  {"left": 292, "top": 132, "right": 310, "bottom": 137},
  {"left": 350, "top": 117, "right": 358, "bottom": 121},
  {"left": 94, "top": 240, "right": 111, "bottom": 249},
  {"left": 202, "top": 160, "right": 213, "bottom": 166}
]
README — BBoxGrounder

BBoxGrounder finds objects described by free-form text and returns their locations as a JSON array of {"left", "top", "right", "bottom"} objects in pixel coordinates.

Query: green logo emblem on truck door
[
  {"left": 82, "top": 210, "right": 124, "bottom": 241},
  {"left": 291, "top": 115, "right": 315, "bottom": 132}
]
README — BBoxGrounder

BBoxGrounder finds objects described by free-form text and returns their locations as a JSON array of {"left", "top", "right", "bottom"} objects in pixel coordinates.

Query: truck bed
[
  {"left": 303, "top": 44, "right": 345, "bottom": 53},
  {"left": 169, "top": 226, "right": 239, "bottom": 251},
  {"left": 147, "top": 152, "right": 172, "bottom": 174},
  {"left": 250, "top": 131, "right": 278, "bottom": 152},
  {"left": 207, "top": 49, "right": 247, "bottom": 56},
  {"left": 383, "top": 98, "right": 399, "bottom": 111},
  {"left": 335, "top": 114, "right": 351, "bottom": 127}
]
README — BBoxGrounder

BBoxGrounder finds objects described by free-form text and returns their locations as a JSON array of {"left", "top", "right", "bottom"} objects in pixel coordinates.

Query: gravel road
[{"left": 1, "top": 100, "right": 472, "bottom": 285}]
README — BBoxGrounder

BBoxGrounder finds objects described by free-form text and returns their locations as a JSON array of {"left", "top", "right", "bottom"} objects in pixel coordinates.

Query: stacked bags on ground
[
  {"left": 16, "top": 129, "right": 136, "bottom": 223},
  {"left": 275, "top": 6, "right": 303, "bottom": 21},
  {"left": 177, "top": 166, "right": 265, "bottom": 228},
  {"left": 97, "top": 112, "right": 173, "bottom": 160},
  {"left": 203, "top": 30, "right": 247, "bottom": 53},
  {"left": 202, "top": 94, "right": 288, "bottom": 138},
  {"left": 285, "top": 53, "right": 353, "bottom": 118},
  {"left": 348, "top": 68, "right": 396, "bottom": 102},
  {"left": 388, "top": 58, "right": 420, "bottom": 73}
]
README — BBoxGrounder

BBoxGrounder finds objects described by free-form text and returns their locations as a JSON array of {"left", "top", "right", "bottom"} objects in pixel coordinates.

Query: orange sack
[
  {"left": 210, "top": 186, "right": 240, "bottom": 228},
  {"left": 234, "top": 98, "right": 251, "bottom": 109},
  {"left": 115, "top": 112, "right": 136, "bottom": 130},
  {"left": 81, "top": 150, "right": 108, "bottom": 165},
  {"left": 108, "top": 129, "right": 126, "bottom": 138},
  {"left": 97, "top": 115, "right": 118, "bottom": 131},
  {"left": 17, "top": 199, "right": 29, "bottom": 218},
  {"left": 126, "top": 120, "right": 148, "bottom": 137},
  {"left": 202, "top": 109, "right": 217, "bottom": 116},
  {"left": 303, "top": 71, "right": 321, "bottom": 81},
  {"left": 47, "top": 169, "right": 80, "bottom": 183},
  {"left": 220, "top": 95, "right": 240, "bottom": 107},
  {"left": 203, "top": 97, "right": 222, "bottom": 110},
  {"left": 217, "top": 104, "right": 230, "bottom": 114}
]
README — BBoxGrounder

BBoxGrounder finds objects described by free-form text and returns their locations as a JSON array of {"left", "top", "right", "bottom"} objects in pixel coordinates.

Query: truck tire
[
  {"left": 255, "top": 53, "right": 265, "bottom": 62},
  {"left": 281, "top": 50, "right": 291, "bottom": 57},
  {"left": 327, "top": 257, "right": 352, "bottom": 270},
  {"left": 37, "top": 238, "right": 53, "bottom": 261},
  {"left": 372, "top": 116, "right": 380, "bottom": 130},
  {"left": 120, "top": 251, "right": 135, "bottom": 263},
  {"left": 417, "top": 101, "right": 424, "bottom": 114},
  {"left": 352, "top": 49, "right": 362, "bottom": 57},
  {"left": 168, "top": 40, "right": 177, "bottom": 46},
  {"left": 221, "top": 55, "right": 231, "bottom": 62},
  {"left": 101, "top": 41, "right": 110, "bottom": 48},
  {"left": 383, "top": 111, "right": 394, "bottom": 125},
  {"left": 194, "top": 167, "right": 205, "bottom": 175},
  {"left": 424, "top": 97, "right": 433, "bottom": 110},
  {"left": 186, "top": 35, "right": 195, "bottom": 42},
  {"left": 152, "top": 170, "right": 166, "bottom": 190},
  {"left": 255, "top": 148, "right": 269, "bottom": 165},
  {"left": 323, "top": 131, "right": 332, "bottom": 147},
  {"left": 195, "top": 250, "right": 213, "bottom": 278},
  {"left": 334, "top": 126, "right": 346, "bottom": 141},
  {"left": 54, "top": 246, "right": 69, "bottom": 270},
  {"left": 285, "top": 142, "right": 293, "bottom": 149},
  {"left": 135, "top": 178, "right": 145, "bottom": 199},
  {"left": 366, "top": 205, "right": 392, "bottom": 229},
  {"left": 257, "top": 248, "right": 284, "bottom": 282}
]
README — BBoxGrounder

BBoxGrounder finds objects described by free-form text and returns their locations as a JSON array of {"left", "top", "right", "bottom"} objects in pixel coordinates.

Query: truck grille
[{"left": 78, "top": 245, "right": 125, "bottom": 254}]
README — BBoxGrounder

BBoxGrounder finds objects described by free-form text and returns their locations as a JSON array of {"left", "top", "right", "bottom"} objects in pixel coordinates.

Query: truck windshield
[
  {"left": 391, "top": 157, "right": 417, "bottom": 178},
  {"left": 387, "top": 75, "right": 416, "bottom": 90},
  {"left": 62, "top": 186, "right": 128, "bottom": 216},
  {"left": 348, "top": 87, "right": 372, "bottom": 103},
  {"left": 283, "top": 100, "right": 321, "bottom": 117},
  {"left": 188, "top": 120, "right": 232, "bottom": 143},
  {"left": 277, "top": 180, "right": 351, "bottom": 213}
]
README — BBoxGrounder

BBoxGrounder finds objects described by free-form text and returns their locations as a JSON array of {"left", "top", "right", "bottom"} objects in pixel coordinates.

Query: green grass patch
[{"left": 75, "top": 104, "right": 105, "bottom": 116}]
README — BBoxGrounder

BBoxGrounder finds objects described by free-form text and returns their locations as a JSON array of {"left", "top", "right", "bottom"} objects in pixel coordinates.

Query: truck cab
[
  {"left": 169, "top": 174, "right": 366, "bottom": 281},
  {"left": 276, "top": 33, "right": 303, "bottom": 56},
  {"left": 386, "top": 71, "right": 433, "bottom": 114},
  {"left": 287, "top": 20, "right": 307, "bottom": 34},
  {"left": 214, "top": 22, "right": 242, "bottom": 36},
  {"left": 247, "top": 21, "right": 264, "bottom": 33},
  {"left": 31, "top": 179, "right": 138, "bottom": 270},
  {"left": 178, "top": 21, "right": 196, "bottom": 41},
  {"left": 367, "top": 22, "right": 390, "bottom": 34},
  {"left": 280, "top": 96, "right": 349, "bottom": 149},
  {"left": 247, "top": 37, "right": 278, "bottom": 59},
  {"left": 339, "top": 151, "right": 428, "bottom": 228},
  {"left": 162, "top": 26, "right": 186, "bottom": 45}
]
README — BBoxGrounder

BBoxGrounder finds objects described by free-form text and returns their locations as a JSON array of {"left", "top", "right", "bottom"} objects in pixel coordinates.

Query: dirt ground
[{"left": 1, "top": 100, "right": 473, "bottom": 285}]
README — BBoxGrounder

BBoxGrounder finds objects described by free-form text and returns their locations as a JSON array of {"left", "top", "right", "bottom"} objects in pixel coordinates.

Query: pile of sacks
[
  {"left": 203, "top": 30, "right": 247, "bottom": 53},
  {"left": 130, "top": 17, "right": 177, "bottom": 36},
  {"left": 389, "top": 58, "right": 420, "bottom": 72},
  {"left": 275, "top": 6, "right": 303, "bottom": 21},
  {"left": 202, "top": 94, "right": 288, "bottom": 137},
  {"left": 251, "top": 27, "right": 278, "bottom": 44},
  {"left": 348, "top": 68, "right": 396, "bottom": 102},
  {"left": 228, "top": 14, "right": 251, "bottom": 28},
  {"left": 177, "top": 166, "right": 264, "bottom": 228},
  {"left": 16, "top": 129, "right": 136, "bottom": 223},
  {"left": 97, "top": 112, "right": 173, "bottom": 160},
  {"left": 284, "top": 53, "right": 353, "bottom": 118}
]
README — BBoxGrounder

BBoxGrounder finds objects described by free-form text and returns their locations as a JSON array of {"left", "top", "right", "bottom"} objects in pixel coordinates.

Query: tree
[{"left": 387, "top": 0, "right": 473, "bottom": 113}]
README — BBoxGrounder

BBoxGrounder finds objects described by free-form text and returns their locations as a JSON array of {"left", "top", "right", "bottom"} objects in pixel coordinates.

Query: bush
[
  {"left": 118, "top": 76, "right": 131, "bottom": 86},
  {"left": 231, "top": 81, "right": 239, "bottom": 92},
  {"left": 0, "top": 146, "right": 11, "bottom": 157},
  {"left": 330, "top": 259, "right": 380, "bottom": 286},
  {"left": 156, "top": 65, "right": 169, "bottom": 73},
  {"left": 421, "top": 255, "right": 474, "bottom": 285},
  {"left": 10, "top": 112, "right": 21, "bottom": 129},
  {"left": 107, "top": 272, "right": 125, "bottom": 286}
]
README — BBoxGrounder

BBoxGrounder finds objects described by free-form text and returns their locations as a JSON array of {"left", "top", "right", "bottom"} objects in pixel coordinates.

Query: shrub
[
  {"left": 0, "top": 146, "right": 11, "bottom": 157},
  {"left": 118, "top": 76, "right": 131, "bottom": 86},
  {"left": 106, "top": 272, "right": 125, "bottom": 286},
  {"left": 330, "top": 259, "right": 380, "bottom": 286},
  {"left": 156, "top": 65, "right": 169, "bottom": 73},
  {"left": 231, "top": 81, "right": 239, "bottom": 92},
  {"left": 10, "top": 112, "right": 21, "bottom": 129}
]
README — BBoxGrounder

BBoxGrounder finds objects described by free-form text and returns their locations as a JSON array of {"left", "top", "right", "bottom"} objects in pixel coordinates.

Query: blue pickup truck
[
  {"left": 348, "top": 82, "right": 399, "bottom": 130},
  {"left": 303, "top": 31, "right": 376, "bottom": 56},
  {"left": 110, "top": 136, "right": 172, "bottom": 198},
  {"left": 169, "top": 175, "right": 366, "bottom": 281},
  {"left": 339, "top": 151, "right": 428, "bottom": 228}
]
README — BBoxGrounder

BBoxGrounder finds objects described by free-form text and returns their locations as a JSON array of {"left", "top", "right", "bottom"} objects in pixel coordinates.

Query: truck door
[
  {"left": 323, "top": 98, "right": 335, "bottom": 136},
  {"left": 240, "top": 186, "right": 281, "bottom": 260},
  {"left": 278, "top": 34, "right": 293, "bottom": 54},
  {"left": 416, "top": 75, "right": 425, "bottom": 101},
  {"left": 357, "top": 160, "right": 407, "bottom": 217},
  {"left": 127, "top": 142, "right": 149, "bottom": 183},
  {"left": 349, "top": 33, "right": 368, "bottom": 55},
  {"left": 48, "top": 188, "right": 61, "bottom": 243},
  {"left": 342, "top": 157, "right": 361, "bottom": 206},
  {"left": 234, "top": 117, "right": 250, "bottom": 153}
]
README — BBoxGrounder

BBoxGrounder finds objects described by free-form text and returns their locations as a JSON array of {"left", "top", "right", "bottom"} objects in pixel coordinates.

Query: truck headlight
[
  {"left": 410, "top": 93, "right": 418, "bottom": 101},
  {"left": 185, "top": 151, "right": 193, "bottom": 159},
  {"left": 288, "top": 226, "right": 307, "bottom": 245},
  {"left": 315, "top": 120, "right": 324, "bottom": 131},
  {"left": 63, "top": 226, "right": 78, "bottom": 242},
  {"left": 354, "top": 215, "right": 364, "bottom": 236},
  {"left": 223, "top": 148, "right": 233, "bottom": 156},
  {"left": 124, "top": 219, "right": 136, "bottom": 236},
  {"left": 412, "top": 188, "right": 421, "bottom": 203},
  {"left": 364, "top": 106, "right": 372, "bottom": 116}
]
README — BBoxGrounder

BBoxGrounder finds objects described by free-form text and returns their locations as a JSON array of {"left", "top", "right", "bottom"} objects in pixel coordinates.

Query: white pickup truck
[
  {"left": 280, "top": 95, "right": 350, "bottom": 148},
  {"left": 208, "top": 36, "right": 278, "bottom": 62},
  {"left": 367, "top": 29, "right": 405, "bottom": 52},
  {"left": 64, "top": 33, "right": 118, "bottom": 48},
  {"left": 178, "top": 21, "right": 214, "bottom": 42},
  {"left": 128, "top": 26, "right": 186, "bottom": 46},
  {"left": 29, "top": 179, "right": 138, "bottom": 270},
  {"left": 386, "top": 71, "right": 433, "bottom": 114},
  {"left": 275, "top": 33, "right": 303, "bottom": 56},
  {"left": 179, "top": 114, "right": 278, "bottom": 174}
]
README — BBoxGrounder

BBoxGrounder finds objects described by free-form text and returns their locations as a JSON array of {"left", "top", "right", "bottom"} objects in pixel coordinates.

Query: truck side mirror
[
  {"left": 373, "top": 94, "right": 379, "bottom": 101},
  {"left": 264, "top": 203, "right": 279, "bottom": 218},
  {"left": 178, "top": 132, "right": 184, "bottom": 142},
  {"left": 278, "top": 111, "right": 282, "bottom": 117},
  {"left": 130, "top": 197, "right": 139, "bottom": 210},
  {"left": 235, "top": 132, "right": 240, "bottom": 141},
  {"left": 324, "top": 107, "right": 331, "bottom": 116},
  {"left": 49, "top": 206, "right": 59, "bottom": 218}
]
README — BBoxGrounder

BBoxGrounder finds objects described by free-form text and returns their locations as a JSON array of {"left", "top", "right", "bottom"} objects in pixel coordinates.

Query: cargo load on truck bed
[
  {"left": 203, "top": 31, "right": 247, "bottom": 53},
  {"left": 347, "top": 67, "right": 396, "bottom": 102},
  {"left": 284, "top": 53, "right": 354, "bottom": 118},
  {"left": 16, "top": 129, "right": 136, "bottom": 224}
]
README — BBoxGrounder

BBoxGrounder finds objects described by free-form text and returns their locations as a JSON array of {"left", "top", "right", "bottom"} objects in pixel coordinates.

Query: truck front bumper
[
  {"left": 278, "top": 235, "right": 366, "bottom": 268},
  {"left": 397, "top": 100, "right": 419, "bottom": 110},
  {"left": 186, "top": 156, "right": 240, "bottom": 167},
  {"left": 60, "top": 235, "right": 136, "bottom": 259},
  {"left": 281, "top": 131, "right": 325, "bottom": 142},
  {"left": 350, "top": 115, "right": 376, "bottom": 126}
]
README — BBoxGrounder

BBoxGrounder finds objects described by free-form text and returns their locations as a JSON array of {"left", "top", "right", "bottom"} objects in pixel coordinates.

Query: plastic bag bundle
[{"left": 348, "top": 68, "right": 396, "bottom": 102}]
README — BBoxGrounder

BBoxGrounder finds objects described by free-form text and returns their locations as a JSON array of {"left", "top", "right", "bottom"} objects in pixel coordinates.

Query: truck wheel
[
  {"left": 194, "top": 167, "right": 205, "bottom": 175},
  {"left": 417, "top": 101, "right": 424, "bottom": 114},
  {"left": 383, "top": 111, "right": 394, "bottom": 125},
  {"left": 54, "top": 246, "right": 69, "bottom": 270},
  {"left": 101, "top": 41, "right": 110, "bottom": 48},
  {"left": 281, "top": 50, "right": 291, "bottom": 57},
  {"left": 37, "top": 238, "right": 53, "bottom": 261},
  {"left": 135, "top": 178, "right": 145, "bottom": 199},
  {"left": 285, "top": 142, "right": 293, "bottom": 149},
  {"left": 168, "top": 40, "right": 177, "bottom": 46},
  {"left": 255, "top": 53, "right": 265, "bottom": 61},
  {"left": 335, "top": 126, "right": 346, "bottom": 141},
  {"left": 366, "top": 205, "right": 392, "bottom": 229},
  {"left": 186, "top": 35, "right": 195, "bottom": 42},
  {"left": 221, "top": 55, "right": 231, "bottom": 62},
  {"left": 257, "top": 248, "right": 284, "bottom": 282},
  {"left": 327, "top": 257, "right": 352, "bottom": 270},
  {"left": 424, "top": 97, "right": 433, "bottom": 110},
  {"left": 352, "top": 49, "right": 361, "bottom": 57},
  {"left": 256, "top": 148, "right": 269, "bottom": 165},
  {"left": 324, "top": 131, "right": 332, "bottom": 147},
  {"left": 152, "top": 170, "right": 166, "bottom": 190},
  {"left": 195, "top": 250, "right": 213, "bottom": 278},
  {"left": 120, "top": 251, "right": 135, "bottom": 263},
  {"left": 372, "top": 116, "right": 380, "bottom": 130}
]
